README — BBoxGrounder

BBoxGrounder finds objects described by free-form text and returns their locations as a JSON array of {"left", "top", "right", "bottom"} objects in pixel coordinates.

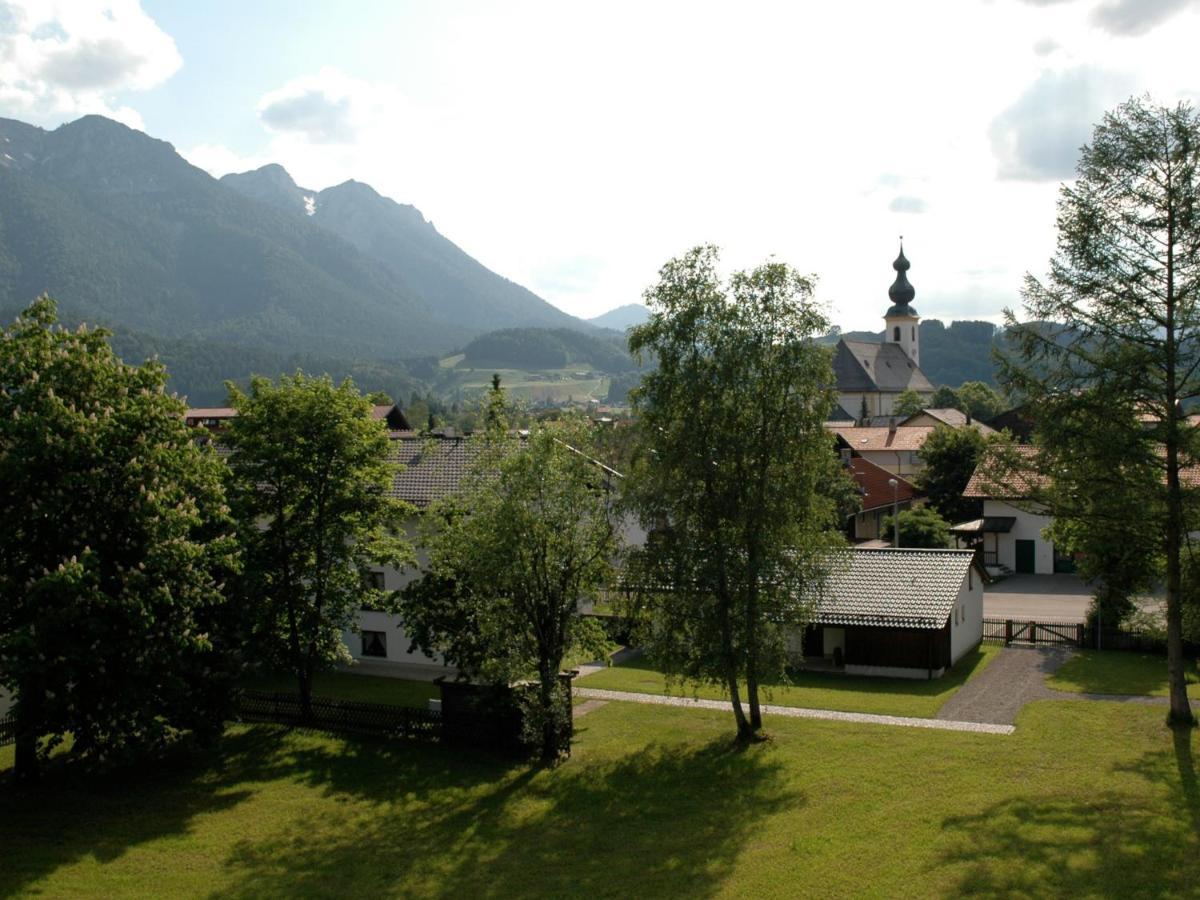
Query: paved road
[
  {"left": 984, "top": 574, "right": 1166, "bottom": 622},
  {"left": 983, "top": 574, "right": 1093, "bottom": 621}
]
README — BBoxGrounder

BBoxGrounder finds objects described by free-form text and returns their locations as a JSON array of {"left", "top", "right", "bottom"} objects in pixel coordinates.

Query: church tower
[{"left": 884, "top": 242, "right": 919, "bottom": 366}]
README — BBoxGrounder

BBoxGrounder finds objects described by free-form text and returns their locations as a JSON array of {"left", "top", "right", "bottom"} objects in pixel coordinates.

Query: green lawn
[
  {"left": 1047, "top": 650, "right": 1200, "bottom": 698},
  {"left": 575, "top": 644, "right": 1000, "bottom": 718},
  {"left": 241, "top": 671, "right": 440, "bottom": 707},
  {"left": 1, "top": 696, "right": 1198, "bottom": 897}
]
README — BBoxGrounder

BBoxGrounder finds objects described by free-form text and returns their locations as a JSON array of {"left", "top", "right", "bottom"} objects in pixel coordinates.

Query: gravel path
[
  {"left": 936, "top": 646, "right": 1168, "bottom": 725},
  {"left": 573, "top": 687, "right": 1015, "bottom": 735}
]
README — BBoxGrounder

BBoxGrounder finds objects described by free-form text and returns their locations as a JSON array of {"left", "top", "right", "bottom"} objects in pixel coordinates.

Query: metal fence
[
  {"left": 0, "top": 715, "right": 14, "bottom": 748},
  {"left": 236, "top": 690, "right": 442, "bottom": 741}
]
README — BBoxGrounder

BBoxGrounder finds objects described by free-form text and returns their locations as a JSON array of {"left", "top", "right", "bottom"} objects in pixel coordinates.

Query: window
[
  {"left": 911, "top": 326, "right": 916, "bottom": 341},
  {"left": 954, "top": 607, "right": 959, "bottom": 626},
  {"left": 361, "top": 630, "right": 387, "bottom": 658},
  {"left": 367, "top": 571, "right": 386, "bottom": 590},
  {"left": 893, "top": 326, "right": 900, "bottom": 341}
]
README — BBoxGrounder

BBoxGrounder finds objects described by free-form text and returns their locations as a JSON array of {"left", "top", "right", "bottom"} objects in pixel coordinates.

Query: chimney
[
  {"left": 888, "top": 417, "right": 897, "bottom": 435},
  {"left": 966, "top": 411, "right": 973, "bottom": 426},
  {"left": 840, "top": 448, "right": 852, "bottom": 466}
]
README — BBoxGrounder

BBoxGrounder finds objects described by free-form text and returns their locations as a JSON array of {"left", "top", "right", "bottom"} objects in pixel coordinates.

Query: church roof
[
  {"left": 886, "top": 244, "right": 917, "bottom": 317},
  {"left": 832, "top": 339, "right": 934, "bottom": 393}
]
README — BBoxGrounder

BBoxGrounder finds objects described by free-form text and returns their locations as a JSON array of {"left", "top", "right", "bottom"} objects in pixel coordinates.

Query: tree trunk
[
  {"left": 718, "top": 597, "right": 751, "bottom": 739},
  {"left": 745, "top": 590, "right": 762, "bottom": 733},
  {"left": 1164, "top": 499, "right": 1195, "bottom": 726}
]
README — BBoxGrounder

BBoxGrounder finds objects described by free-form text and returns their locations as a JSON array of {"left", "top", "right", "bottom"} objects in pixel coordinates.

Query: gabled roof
[
  {"left": 387, "top": 434, "right": 480, "bottom": 507},
  {"left": 831, "top": 425, "right": 935, "bottom": 453},
  {"left": 963, "top": 445, "right": 1043, "bottom": 499},
  {"left": 832, "top": 339, "right": 935, "bottom": 394},
  {"left": 815, "top": 548, "right": 978, "bottom": 630},
  {"left": 847, "top": 456, "right": 919, "bottom": 512},
  {"left": 902, "top": 408, "right": 996, "bottom": 434}
]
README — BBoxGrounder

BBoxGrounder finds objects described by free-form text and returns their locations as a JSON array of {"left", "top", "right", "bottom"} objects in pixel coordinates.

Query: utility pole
[{"left": 888, "top": 477, "right": 899, "bottom": 548}]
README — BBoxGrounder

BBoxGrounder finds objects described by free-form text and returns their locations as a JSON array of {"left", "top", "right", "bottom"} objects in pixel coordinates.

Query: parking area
[
  {"left": 983, "top": 573, "right": 1165, "bottom": 622},
  {"left": 984, "top": 574, "right": 1093, "bottom": 621}
]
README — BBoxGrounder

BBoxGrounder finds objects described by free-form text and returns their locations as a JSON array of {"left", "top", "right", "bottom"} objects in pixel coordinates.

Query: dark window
[
  {"left": 893, "top": 326, "right": 900, "bottom": 341},
  {"left": 367, "top": 571, "right": 386, "bottom": 590},
  {"left": 361, "top": 630, "right": 387, "bottom": 658},
  {"left": 911, "top": 326, "right": 915, "bottom": 340}
]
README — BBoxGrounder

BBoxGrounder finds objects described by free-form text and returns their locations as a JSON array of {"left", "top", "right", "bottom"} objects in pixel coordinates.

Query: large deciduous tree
[
  {"left": 919, "top": 424, "right": 1001, "bottom": 524},
  {"left": 0, "top": 298, "right": 239, "bottom": 780},
  {"left": 399, "top": 404, "right": 616, "bottom": 761},
  {"left": 623, "top": 246, "right": 852, "bottom": 741},
  {"left": 225, "top": 374, "right": 412, "bottom": 720},
  {"left": 1000, "top": 97, "right": 1200, "bottom": 726}
]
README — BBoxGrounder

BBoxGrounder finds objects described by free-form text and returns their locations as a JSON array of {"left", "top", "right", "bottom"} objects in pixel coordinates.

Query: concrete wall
[
  {"left": 985, "top": 500, "right": 1054, "bottom": 574},
  {"left": 950, "top": 567, "right": 984, "bottom": 664}
]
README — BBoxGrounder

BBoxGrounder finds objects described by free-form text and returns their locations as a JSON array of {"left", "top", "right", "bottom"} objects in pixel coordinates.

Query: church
[{"left": 833, "top": 244, "right": 935, "bottom": 419}]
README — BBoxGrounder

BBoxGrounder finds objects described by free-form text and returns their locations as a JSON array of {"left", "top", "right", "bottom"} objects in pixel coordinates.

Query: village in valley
[{"left": 1, "top": 3, "right": 1199, "bottom": 898}]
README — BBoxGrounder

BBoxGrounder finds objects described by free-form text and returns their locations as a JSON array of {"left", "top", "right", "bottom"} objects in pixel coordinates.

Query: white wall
[
  {"left": 950, "top": 566, "right": 984, "bottom": 663},
  {"left": 857, "top": 448, "right": 923, "bottom": 478},
  {"left": 985, "top": 500, "right": 1054, "bottom": 574}
]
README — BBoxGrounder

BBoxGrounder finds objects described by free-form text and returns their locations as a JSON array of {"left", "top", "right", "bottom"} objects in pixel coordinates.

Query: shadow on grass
[
  {"left": 939, "top": 727, "right": 1200, "bottom": 896},
  {"left": 601, "top": 645, "right": 994, "bottom": 702},
  {"left": 215, "top": 734, "right": 799, "bottom": 898}
]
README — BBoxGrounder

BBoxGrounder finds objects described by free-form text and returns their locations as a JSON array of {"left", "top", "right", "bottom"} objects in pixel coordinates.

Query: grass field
[
  {"left": 1, "top": 695, "right": 1197, "bottom": 897},
  {"left": 1047, "top": 650, "right": 1200, "bottom": 698},
  {"left": 435, "top": 365, "right": 609, "bottom": 405},
  {"left": 575, "top": 645, "right": 1000, "bottom": 718}
]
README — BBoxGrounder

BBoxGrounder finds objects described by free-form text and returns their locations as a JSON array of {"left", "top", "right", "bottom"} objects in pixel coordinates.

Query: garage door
[{"left": 1015, "top": 539, "right": 1036, "bottom": 574}]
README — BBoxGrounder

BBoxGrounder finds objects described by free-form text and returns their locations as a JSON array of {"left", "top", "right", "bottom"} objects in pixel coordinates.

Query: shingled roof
[
  {"left": 831, "top": 425, "right": 936, "bottom": 452},
  {"left": 814, "top": 548, "right": 978, "bottom": 630},
  {"left": 387, "top": 434, "right": 480, "bottom": 507},
  {"left": 847, "top": 456, "right": 919, "bottom": 512},
  {"left": 832, "top": 339, "right": 934, "bottom": 394}
]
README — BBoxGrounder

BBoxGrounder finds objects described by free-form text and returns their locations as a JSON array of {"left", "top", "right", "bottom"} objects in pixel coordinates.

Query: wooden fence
[
  {"left": 982, "top": 618, "right": 1084, "bottom": 647},
  {"left": 0, "top": 715, "right": 14, "bottom": 748},
  {"left": 236, "top": 690, "right": 442, "bottom": 742}
]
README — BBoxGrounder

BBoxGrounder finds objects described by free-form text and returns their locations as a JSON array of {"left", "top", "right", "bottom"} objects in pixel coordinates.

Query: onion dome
[{"left": 886, "top": 243, "right": 917, "bottom": 317}]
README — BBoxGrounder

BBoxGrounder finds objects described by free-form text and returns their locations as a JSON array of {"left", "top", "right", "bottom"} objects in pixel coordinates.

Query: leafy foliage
[
  {"left": 225, "top": 373, "right": 413, "bottom": 716},
  {"left": 461, "top": 327, "right": 633, "bottom": 372},
  {"left": 623, "top": 246, "right": 851, "bottom": 740},
  {"left": 893, "top": 389, "right": 926, "bottom": 417},
  {"left": 399, "top": 405, "right": 617, "bottom": 760},
  {"left": 918, "top": 424, "right": 1001, "bottom": 524},
  {"left": 998, "top": 97, "right": 1200, "bottom": 725},
  {"left": 880, "top": 506, "right": 951, "bottom": 549},
  {"left": 0, "top": 297, "right": 239, "bottom": 778}
]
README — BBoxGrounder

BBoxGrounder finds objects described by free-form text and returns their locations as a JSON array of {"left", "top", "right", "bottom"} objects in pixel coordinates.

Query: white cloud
[
  {"left": 257, "top": 68, "right": 412, "bottom": 144},
  {"left": 0, "top": 1, "right": 180, "bottom": 128},
  {"left": 989, "top": 66, "right": 1135, "bottom": 181}
]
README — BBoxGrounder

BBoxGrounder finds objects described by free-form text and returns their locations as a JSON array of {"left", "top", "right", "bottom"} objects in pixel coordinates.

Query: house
[
  {"left": 798, "top": 548, "right": 983, "bottom": 679},
  {"left": 832, "top": 245, "right": 935, "bottom": 418},
  {"left": 960, "top": 445, "right": 1065, "bottom": 576},
  {"left": 843, "top": 452, "right": 920, "bottom": 541},
  {"left": 901, "top": 408, "right": 995, "bottom": 434},
  {"left": 184, "top": 401, "right": 410, "bottom": 432},
  {"left": 830, "top": 423, "right": 935, "bottom": 477}
]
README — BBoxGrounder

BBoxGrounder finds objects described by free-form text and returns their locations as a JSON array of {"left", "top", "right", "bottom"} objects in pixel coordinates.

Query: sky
[{"left": 1, "top": 0, "right": 1198, "bottom": 331}]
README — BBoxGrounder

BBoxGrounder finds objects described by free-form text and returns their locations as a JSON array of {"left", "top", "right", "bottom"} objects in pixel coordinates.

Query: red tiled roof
[
  {"left": 964, "top": 443, "right": 1200, "bottom": 498},
  {"left": 830, "top": 425, "right": 935, "bottom": 453},
  {"left": 387, "top": 434, "right": 481, "bottom": 507},
  {"left": 848, "top": 456, "right": 919, "bottom": 512}
]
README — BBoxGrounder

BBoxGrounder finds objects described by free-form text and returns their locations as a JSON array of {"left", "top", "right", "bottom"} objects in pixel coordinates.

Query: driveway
[{"left": 984, "top": 574, "right": 1093, "bottom": 621}]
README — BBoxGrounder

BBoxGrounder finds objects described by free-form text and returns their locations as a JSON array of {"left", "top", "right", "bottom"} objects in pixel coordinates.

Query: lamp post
[{"left": 887, "top": 477, "right": 899, "bottom": 548}]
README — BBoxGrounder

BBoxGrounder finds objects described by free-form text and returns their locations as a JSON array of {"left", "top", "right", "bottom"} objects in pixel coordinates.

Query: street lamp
[{"left": 887, "top": 477, "right": 899, "bottom": 548}]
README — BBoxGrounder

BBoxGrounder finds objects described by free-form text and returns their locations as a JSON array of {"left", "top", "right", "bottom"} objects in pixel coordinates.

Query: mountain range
[{"left": 0, "top": 114, "right": 585, "bottom": 366}]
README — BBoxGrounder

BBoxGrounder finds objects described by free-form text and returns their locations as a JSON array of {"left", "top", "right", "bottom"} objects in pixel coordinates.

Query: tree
[
  {"left": 624, "top": 246, "right": 852, "bottom": 741},
  {"left": 1000, "top": 97, "right": 1200, "bottom": 726},
  {"left": 930, "top": 385, "right": 959, "bottom": 409},
  {"left": 0, "top": 298, "right": 239, "bottom": 780},
  {"left": 880, "top": 506, "right": 951, "bottom": 549},
  {"left": 893, "top": 388, "right": 926, "bottom": 418},
  {"left": 225, "top": 373, "right": 412, "bottom": 720},
  {"left": 918, "top": 424, "right": 1000, "bottom": 524},
  {"left": 955, "top": 381, "right": 1006, "bottom": 422},
  {"left": 398, "top": 413, "right": 616, "bottom": 761}
]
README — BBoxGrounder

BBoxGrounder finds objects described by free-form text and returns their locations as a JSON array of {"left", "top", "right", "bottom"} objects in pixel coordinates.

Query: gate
[{"left": 982, "top": 618, "right": 1084, "bottom": 647}]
